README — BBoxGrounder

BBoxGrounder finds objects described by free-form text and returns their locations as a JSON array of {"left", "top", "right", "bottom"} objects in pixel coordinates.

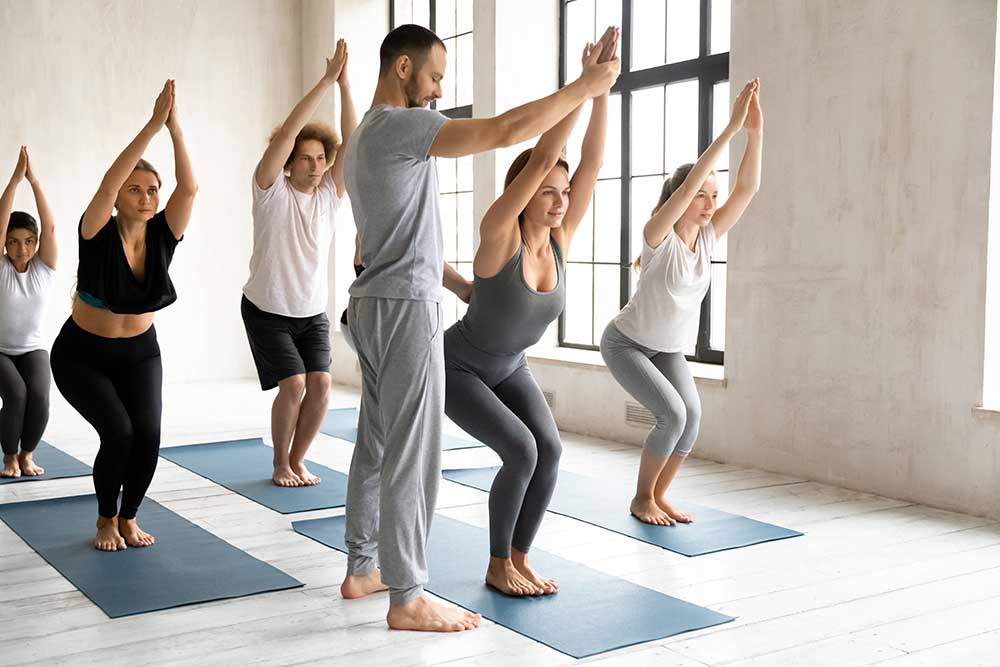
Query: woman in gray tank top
[{"left": 443, "top": 28, "right": 618, "bottom": 597}]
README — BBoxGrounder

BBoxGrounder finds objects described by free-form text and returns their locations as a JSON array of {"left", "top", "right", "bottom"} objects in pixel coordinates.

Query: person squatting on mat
[
  {"left": 49, "top": 79, "right": 197, "bottom": 552},
  {"left": 0, "top": 147, "right": 57, "bottom": 478},
  {"left": 339, "top": 23, "right": 619, "bottom": 632},
  {"left": 443, "top": 27, "right": 619, "bottom": 597},
  {"left": 241, "top": 39, "right": 358, "bottom": 488},
  {"left": 600, "top": 78, "right": 763, "bottom": 526}
]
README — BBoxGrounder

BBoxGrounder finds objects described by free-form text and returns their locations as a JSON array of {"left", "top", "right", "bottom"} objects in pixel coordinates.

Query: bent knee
[
  {"left": 278, "top": 374, "right": 307, "bottom": 396},
  {"left": 305, "top": 372, "right": 332, "bottom": 397}
]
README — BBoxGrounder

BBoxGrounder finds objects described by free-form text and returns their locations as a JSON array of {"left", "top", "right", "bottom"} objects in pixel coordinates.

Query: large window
[
  {"left": 391, "top": 0, "right": 475, "bottom": 324},
  {"left": 560, "top": 0, "right": 730, "bottom": 364}
]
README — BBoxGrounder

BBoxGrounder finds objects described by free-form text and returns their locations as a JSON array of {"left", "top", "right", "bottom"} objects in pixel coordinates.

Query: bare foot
[
  {"left": 94, "top": 516, "right": 126, "bottom": 551},
  {"left": 485, "top": 557, "right": 542, "bottom": 596},
  {"left": 387, "top": 596, "right": 481, "bottom": 632},
  {"left": 1, "top": 455, "right": 20, "bottom": 478},
  {"left": 511, "top": 550, "right": 557, "bottom": 594},
  {"left": 630, "top": 496, "right": 675, "bottom": 526},
  {"left": 656, "top": 497, "right": 693, "bottom": 523},
  {"left": 341, "top": 569, "right": 388, "bottom": 599},
  {"left": 118, "top": 517, "right": 155, "bottom": 547},
  {"left": 290, "top": 461, "right": 321, "bottom": 486},
  {"left": 272, "top": 465, "right": 302, "bottom": 487},
  {"left": 17, "top": 452, "right": 44, "bottom": 476}
]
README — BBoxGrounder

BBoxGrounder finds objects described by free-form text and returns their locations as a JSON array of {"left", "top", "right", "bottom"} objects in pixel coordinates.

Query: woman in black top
[{"left": 50, "top": 80, "right": 197, "bottom": 552}]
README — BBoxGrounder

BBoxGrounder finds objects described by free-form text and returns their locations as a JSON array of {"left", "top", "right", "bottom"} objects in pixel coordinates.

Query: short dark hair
[
  {"left": 379, "top": 24, "right": 446, "bottom": 77},
  {"left": 7, "top": 211, "right": 38, "bottom": 239}
]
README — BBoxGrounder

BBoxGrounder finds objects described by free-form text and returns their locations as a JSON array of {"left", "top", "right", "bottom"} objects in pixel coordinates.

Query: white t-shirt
[
  {"left": 242, "top": 170, "right": 342, "bottom": 317},
  {"left": 614, "top": 224, "right": 717, "bottom": 353},
  {"left": 0, "top": 255, "right": 56, "bottom": 355}
]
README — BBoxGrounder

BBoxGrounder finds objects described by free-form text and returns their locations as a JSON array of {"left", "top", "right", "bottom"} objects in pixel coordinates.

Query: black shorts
[{"left": 241, "top": 295, "right": 331, "bottom": 390}]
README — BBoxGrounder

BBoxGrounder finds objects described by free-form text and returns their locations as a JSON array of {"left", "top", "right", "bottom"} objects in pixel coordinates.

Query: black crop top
[{"left": 76, "top": 210, "right": 183, "bottom": 315}]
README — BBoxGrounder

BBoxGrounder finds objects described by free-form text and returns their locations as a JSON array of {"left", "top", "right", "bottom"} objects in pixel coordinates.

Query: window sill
[
  {"left": 972, "top": 405, "right": 1000, "bottom": 419},
  {"left": 526, "top": 345, "right": 727, "bottom": 386}
]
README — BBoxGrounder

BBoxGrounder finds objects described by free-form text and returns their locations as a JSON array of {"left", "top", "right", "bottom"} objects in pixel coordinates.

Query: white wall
[{"left": 0, "top": 0, "right": 303, "bottom": 383}]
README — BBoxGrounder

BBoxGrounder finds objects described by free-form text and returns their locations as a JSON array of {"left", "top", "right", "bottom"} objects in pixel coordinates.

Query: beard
[{"left": 404, "top": 79, "right": 426, "bottom": 108}]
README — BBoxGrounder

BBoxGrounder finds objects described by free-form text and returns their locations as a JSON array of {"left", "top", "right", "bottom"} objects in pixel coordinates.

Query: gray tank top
[{"left": 456, "top": 238, "right": 566, "bottom": 355}]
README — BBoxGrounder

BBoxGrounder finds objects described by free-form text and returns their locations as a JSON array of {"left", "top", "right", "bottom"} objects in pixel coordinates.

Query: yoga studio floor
[{"left": 3, "top": 381, "right": 999, "bottom": 667}]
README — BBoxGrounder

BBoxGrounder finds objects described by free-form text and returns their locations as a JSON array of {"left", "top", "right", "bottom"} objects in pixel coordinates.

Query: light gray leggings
[{"left": 599, "top": 322, "right": 701, "bottom": 458}]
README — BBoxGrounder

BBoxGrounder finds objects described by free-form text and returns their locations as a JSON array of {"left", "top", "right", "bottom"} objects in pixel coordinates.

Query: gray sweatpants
[
  {"left": 345, "top": 297, "right": 444, "bottom": 605},
  {"left": 599, "top": 322, "right": 701, "bottom": 458}
]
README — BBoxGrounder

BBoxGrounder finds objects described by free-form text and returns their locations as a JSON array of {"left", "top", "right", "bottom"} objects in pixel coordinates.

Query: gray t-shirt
[{"left": 344, "top": 104, "right": 448, "bottom": 302}]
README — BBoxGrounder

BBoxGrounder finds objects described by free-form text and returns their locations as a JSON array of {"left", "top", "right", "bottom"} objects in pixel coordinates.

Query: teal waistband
[{"left": 77, "top": 290, "right": 109, "bottom": 310}]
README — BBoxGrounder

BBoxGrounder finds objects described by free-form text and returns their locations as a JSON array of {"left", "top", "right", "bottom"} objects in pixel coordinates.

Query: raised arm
[
  {"left": 0, "top": 147, "right": 27, "bottom": 252},
  {"left": 164, "top": 80, "right": 198, "bottom": 240},
  {"left": 429, "top": 53, "right": 619, "bottom": 159},
  {"left": 330, "top": 42, "right": 358, "bottom": 199},
  {"left": 711, "top": 86, "right": 762, "bottom": 238},
  {"left": 256, "top": 39, "right": 347, "bottom": 190},
  {"left": 443, "top": 261, "right": 472, "bottom": 303},
  {"left": 23, "top": 148, "right": 57, "bottom": 270},
  {"left": 82, "top": 79, "right": 173, "bottom": 240},
  {"left": 642, "top": 79, "right": 757, "bottom": 249}
]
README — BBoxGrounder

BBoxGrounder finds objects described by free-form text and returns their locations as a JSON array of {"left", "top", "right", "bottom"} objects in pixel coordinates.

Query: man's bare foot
[
  {"left": 341, "top": 570, "right": 388, "bottom": 599},
  {"left": 290, "top": 461, "right": 321, "bottom": 486},
  {"left": 1, "top": 455, "right": 20, "bottom": 478},
  {"left": 117, "top": 517, "right": 155, "bottom": 547},
  {"left": 511, "top": 550, "right": 557, "bottom": 594},
  {"left": 485, "top": 556, "right": 541, "bottom": 596},
  {"left": 387, "top": 596, "right": 481, "bottom": 632},
  {"left": 630, "top": 496, "right": 675, "bottom": 526},
  {"left": 94, "top": 516, "right": 126, "bottom": 551},
  {"left": 17, "top": 452, "right": 43, "bottom": 476},
  {"left": 655, "top": 497, "right": 693, "bottom": 523},
  {"left": 272, "top": 465, "right": 302, "bottom": 487}
]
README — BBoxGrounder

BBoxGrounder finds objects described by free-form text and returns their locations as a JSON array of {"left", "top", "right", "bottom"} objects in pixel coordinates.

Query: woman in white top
[
  {"left": 600, "top": 79, "right": 762, "bottom": 526},
  {"left": 0, "top": 147, "right": 57, "bottom": 478}
]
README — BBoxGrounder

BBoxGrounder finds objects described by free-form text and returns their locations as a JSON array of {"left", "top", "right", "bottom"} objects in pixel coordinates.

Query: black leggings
[
  {"left": 0, "top": 350, "right": 51, "bottom": 456},
  {"left": 50, "top": 318, "right": 162, "bottom": 520}
]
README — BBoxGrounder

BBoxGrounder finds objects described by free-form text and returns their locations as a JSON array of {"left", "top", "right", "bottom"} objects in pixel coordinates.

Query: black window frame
[{"left": 557, "top": 0, "right": 729, "bottom": 365}]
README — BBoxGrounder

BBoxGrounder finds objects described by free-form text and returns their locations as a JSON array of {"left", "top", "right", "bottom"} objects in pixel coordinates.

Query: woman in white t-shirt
[
  {"left": 0, "top": 147, "right": 58, "bottom": 478},
  {"left": 600, "top": 79, "right": 762, "bottom": 526}
]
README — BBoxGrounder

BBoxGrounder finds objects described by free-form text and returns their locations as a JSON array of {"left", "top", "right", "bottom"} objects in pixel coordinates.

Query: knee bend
[
  {"left": 686, "top": 402, "right": 702, "bottom": 431},
  {"left": 500, "top": 436, "right": 538, "bottom": 476},
  {"left": 306, "top": 373, "right": 332, "bottom": 400},
  {"left": 656, "top": 404, "right": 687, "bottom": 440},
  {"left": 535, "top": 435, "right": 563, "bottom": 470},
  {"left": 100, "top": 419, "right": 135, "bottom": 452},
  {"left": 0, "top": 383, "right": 27, "bottom": 409},
  {"left": 278, "top": 374, "right": 307, "bottom": 398}
]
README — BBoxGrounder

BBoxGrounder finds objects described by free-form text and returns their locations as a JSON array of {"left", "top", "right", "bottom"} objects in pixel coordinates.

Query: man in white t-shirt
[{"left": 241, "top": 39, "right": 357, "bottom": 487}]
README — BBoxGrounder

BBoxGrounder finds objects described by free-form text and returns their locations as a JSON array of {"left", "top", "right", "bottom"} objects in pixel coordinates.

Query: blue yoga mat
[
  {"left": 159, "top": 438, "right": 348, "bottom": 514},
  {"left": 320, "top": 407, "right": 484, "bottom": 451},
  {"left": 0, "top": 441, "right": 91, "bottom": 485},
  {"left": 443, "top": 467, "right": 803, "bottom": 557},
  {"left": 292, "top": 514, "right": 732, "bottom": 658},
  {"left": 0, "top": 494, "right": 302, "bottom": 618}
]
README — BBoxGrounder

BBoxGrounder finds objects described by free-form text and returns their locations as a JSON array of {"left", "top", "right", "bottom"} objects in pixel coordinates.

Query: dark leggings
[
  {"left": 0, "top": 350, "right": 51, "bottom": 456},
  {"left": 50, "top": 318, "right": 162, "bottom": 520}
]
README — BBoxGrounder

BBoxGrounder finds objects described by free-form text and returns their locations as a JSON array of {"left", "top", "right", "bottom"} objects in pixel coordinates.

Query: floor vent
[
  {"left": 625, "top": 402, "right": 656, "bottom": 427},
  {"left": 543, "top": 391, "right": 555, "bottom": 409}
]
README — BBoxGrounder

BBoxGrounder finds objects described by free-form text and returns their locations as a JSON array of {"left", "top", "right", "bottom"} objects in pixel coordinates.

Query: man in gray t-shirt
[{"left": 340, "top": 23, "right": 618, "bottom": 633}]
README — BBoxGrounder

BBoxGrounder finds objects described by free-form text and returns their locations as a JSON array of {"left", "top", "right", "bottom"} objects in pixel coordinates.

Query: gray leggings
[
  {"left": 599, "top": 322, "right": 701, "bottom": 458},
  {"left": 444, "top": 327, "right": 562, "bottom": 558},
  {"left": 0, "top": 350, "right": 50, "bottom": 456}
]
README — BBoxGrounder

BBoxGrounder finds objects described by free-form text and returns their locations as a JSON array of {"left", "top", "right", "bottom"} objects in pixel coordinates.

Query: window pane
[
  {"left": 709, "top": 265, "right": 726, "bottom": 350},
  {"left": 630, "top": 175, "right": 664, "bottom": 264},
  {"left": 455, "top": 261, "right": 473, "bottom": 320},
  {"left": 715, "top": 168, "right": 729, "bottom": 207},
  {"left": 438, "top": 157, "right": 456, "bottom": 194},
  {"left": 711, "top": 0, "right": 730, "bottom": 54},
  {"left": 666, "top": 0, "right": 700, "bottom": 63},
  {"left": 457, "top": 192, "right": 474, "bottom": 261},
  {"left": 593, "top": 179, "right": 621, "bottom": 263},
  {"left": 664, "top": 79, "right": 698, "bottom": 174},
  {"left": 395, "top": 0, "right": 430, "bottom": 28},
  {"left": 439, "top": 36, "right": 458, "bottom": 109},
  {"left": 440, "top": 193, "right": 457, "bottom": 260},
  {"left": 594, "top": 264, "right": 620, "bottom": 345},
  {"left": 631, "top": 85, "right": 665, "bottom": 176},
  {"left": 565, "top": 263, "right": 594, "bottom": 345},
  {"left": 603, "top": 93, "right": 622, "bottom": 179},
  {"left": 565, "top": 0, "right": 595, "bottom": 82},
  {"left": 714, "top": 169, "right": 729, "bottom": 261},
  {"left": 595, "top": 0, "right": 623, "bottom": 41},
  {"left": 632, "top": 0, "right": 666, "bottom": 71},
  {"left": 568, "top": 196, "right": 594, "bottom": 263},
  {"left": 436, "top": 0, "right": 456, "bottom": 37},
  {"left": 457, "top": 155, "right": 473, "bottom": 193},
  {"left": 457, "top": 32, "right": 473, "bottom": 108},
  {"left": 457, "top": 0, "right": 474, "bottom": 34},
  {"left": 713, "top": 80, "right": 730, "bottom": 168}
]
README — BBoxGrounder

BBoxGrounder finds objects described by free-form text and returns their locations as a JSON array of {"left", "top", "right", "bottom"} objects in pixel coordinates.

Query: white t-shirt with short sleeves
[{"left": 0, "top": 256, "right": 56, "bottom": 355}]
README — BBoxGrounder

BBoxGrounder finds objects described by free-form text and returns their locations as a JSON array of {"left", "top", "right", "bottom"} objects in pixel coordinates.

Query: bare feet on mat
[
  {"left": 630, "top": 496, "right": 675, "bottom": 526},
  {"left": 340, "top": 570, "right": 388, "bottom": 599},
  {"left": 290, "top": 461, "right": 321, "bottom": 486},
  {"left": 118, "top": 517, "right": 155, "bottom": 547},
  {"left": 387, "top": 596, "right": 482, "bottom": 632},
  {"left": 511, "top": 550, "right": 557, "bottom": 594},
  {"left": 656, "top": 497, "right": 693, "bottom": 523},
  {"left": 485, "top": 557, "right": 542, "bottom": 596},
  {"left": 272, "top": 464, "right": 302, "bottom": 487},
  {"left": 94, "top": 516, "right": 126, "bottom": 551},
  {"left": 17, "top": 452, "right": 43, "bottom": 476},
  {"left": 1, "top": 455, "right": 19, "bottom": 478}
]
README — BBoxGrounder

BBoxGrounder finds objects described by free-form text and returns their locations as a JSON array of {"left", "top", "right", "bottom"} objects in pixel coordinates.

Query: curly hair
[{"left": 271, "top": 122, "right": 341, "bottom": 170}]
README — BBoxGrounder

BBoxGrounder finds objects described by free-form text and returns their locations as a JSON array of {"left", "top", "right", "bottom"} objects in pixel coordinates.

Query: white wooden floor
[{"left": 2, "top": 380, "right": 999, "bottom": 667}]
